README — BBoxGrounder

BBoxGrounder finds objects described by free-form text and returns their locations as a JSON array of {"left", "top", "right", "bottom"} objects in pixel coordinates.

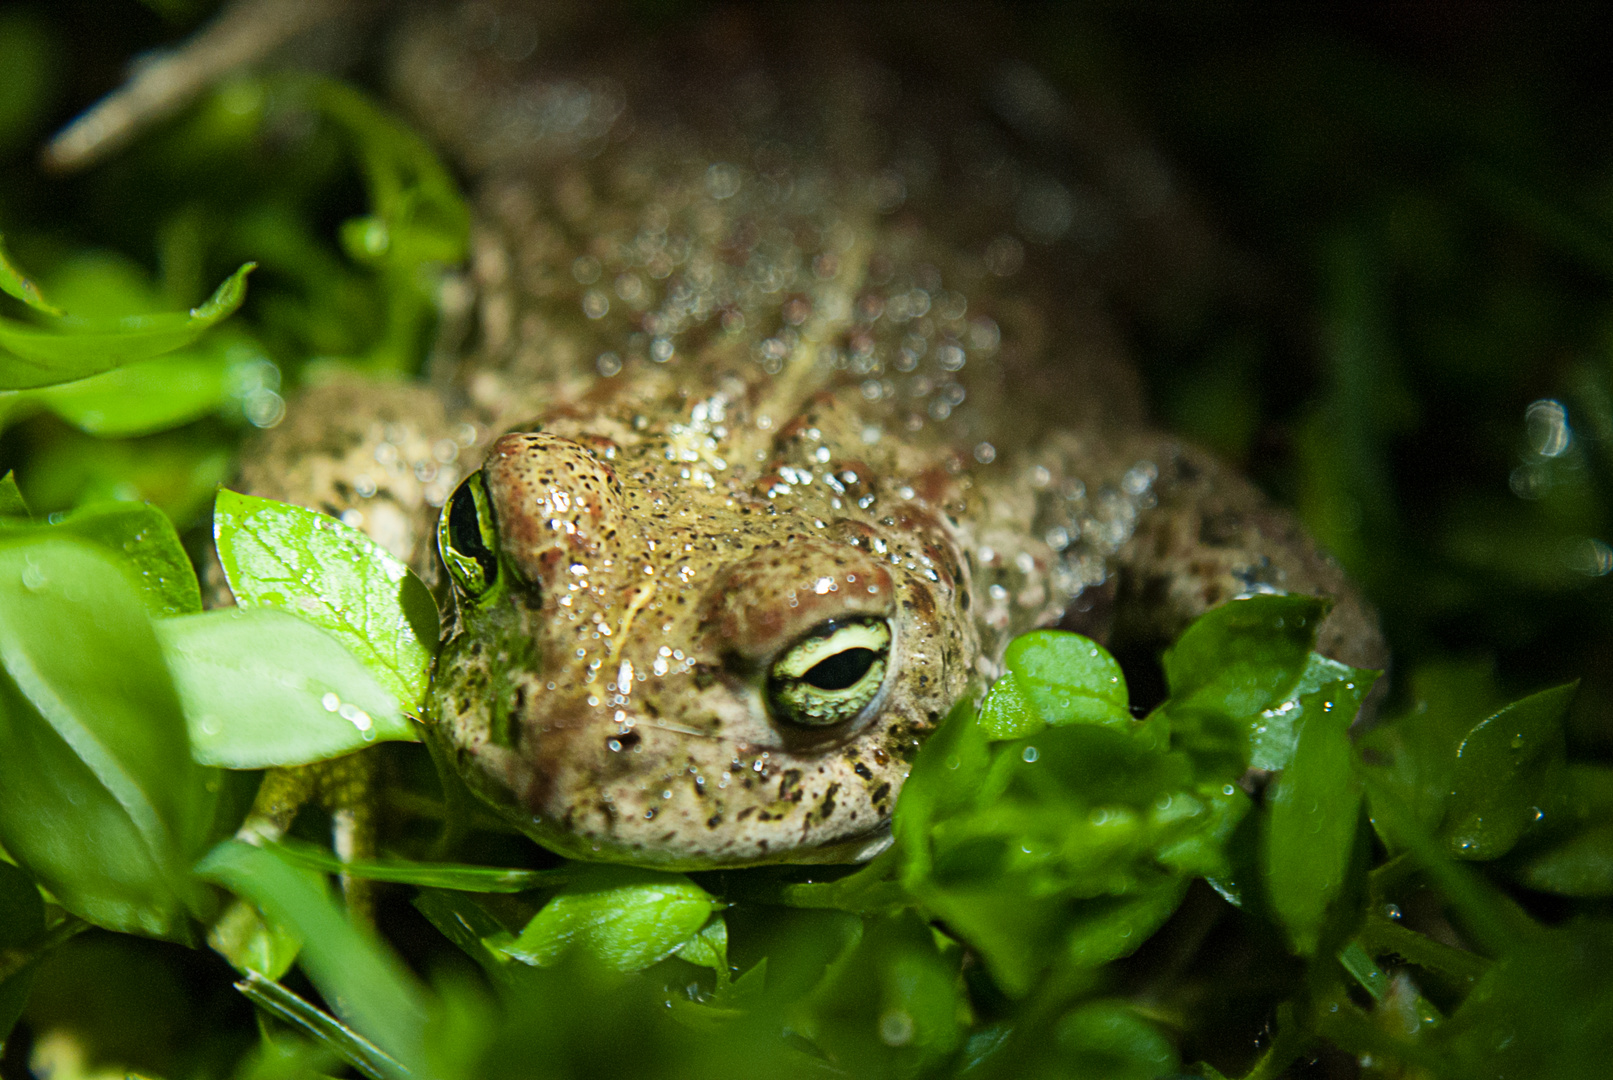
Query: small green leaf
[
  {"left": 0, "top": 538, "right": 214, "bottom": 940},
  {"left": 157, "top": 607, "right": 415, "bottom": 768},
  {"left": 1443, "top": 682, "right": 1576, "bottom": 860},
  {"left": 977, "top": 670, "right": 1038, "bottom": 739},
  {"left": 214, "top": 489, "right": 438, "bottom": 711},
  {"left": 673, "top": 915, "right": 730, "bottom": 983},
  {"left": 1263, "top": 678, "right": 1368, "bottom": 955},
  {"left": 1048, "top": 1000, "right": 1181, "bottom": 1080},
  {"left": 208, "top": 895, "right": 304, "bottom": 981},
  {"left": 0, "top": 501, "right": 201, "bottom": 617},
  {"left": 0, "top": 471, "right": 26, "bottom": 518},
  {"left": 495, "top": 866, "right": 717, "bottom": 972},
  {"left": 999, "top": 630, "right": 1130, "bottom": 731},
  {"left": 197, "top": 840, "right": 430, "bottom": 1077},
  {"left": 0, "top": 234, "right": 63, "bottom": 316},
  {"left": 1513, "top": 823, "right": 1613, "bottom": 897},
  {"left": 1163, "top": 594, "right": 1327, "bottom": 717},
  {"left": 0, "top": 263, "right": 254, "bottom": 390}
]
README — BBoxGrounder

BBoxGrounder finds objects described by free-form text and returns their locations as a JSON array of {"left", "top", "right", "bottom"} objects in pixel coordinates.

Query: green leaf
[
  {"left": 4, "top": 342, "right": 234, "bottom": 438},
  {"left": 157, "top": 607, "right": 416, "bottom": 768},
  {"left": 0, "top": 263, "right": 254, "bottom": 390},
  {"left": 197, "top": 840, "right": 430, "bottom": 1077},
  {"left": 1046, "top": 1000, "right": 1181, "bottom": 1080},
  {"left": 0, "top": 471, "right": 26, "bottom": 518},
  {"left": 0, "top": 501, "right": 201, "bottom": 617},
  {"left": 1248, "top": 653, "right": 1377, "bottom": 772},
  {"left": 1512, "top": 823, "right": 1613, "bottom": 897},
  {"left": 494, "top": 865, "right": 717, "bottom": 972},
  {"left": 0, "top": 860, "right": 45, "bottom": 1048},
  {"left": 0, "top": 233, "right": 63, "bottom": 316},
  {"left": 0, "top": 537, "right": 213, "bottom": 939},
  {"left": 1263, "top": 678, "right": 1369, "bottom": 954},
  {"left": 1162, "top": 593, "right": 1328, "bottom": 717},
  {"left": 1358, "top": 659, "right": 1499, "bottom": 834},
  {"left": 794, "top": 911, "right": 965, "bottom": 1071},
  {"left": 214, "top": 489, "right": 438, "bottom": 711},
  {"left": 1443, "top": 682, "right": 1575, "bottom": 860},
  {"left": 673, "top": 914, "right": 730, "bottom": 984},
  {"left": 977, "top": 670, "right": 1039, "bottom": 739},
  {"left": 1439, "top": 919, "right": 1613, "bottom": 1080},
  {"left": 981, "top": 630, "right": 1131, "bottom": 738}
]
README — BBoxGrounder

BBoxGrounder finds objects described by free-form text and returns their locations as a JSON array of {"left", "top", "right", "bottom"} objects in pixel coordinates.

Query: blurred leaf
[
  {"left": 673, "top": 915, "right": 730, "bottom": 987},
  {"left": 1263, "top": 678, "right": 1371, "bottom": 954},
  {"left": 494, "top": 865, "right": 717, "bottom": 973},
  {"left": 794, "top": 911, "right": 965, "bottom": 1076},
  {"left": 0, "top": 538, "right": 213, "bottom": 939},
  {"left": 1438, "top": 919, "right": 1613, "bottom": 1079},
  {"left": 0, "top": 234, "right": 62, "bottom": 316},
  {"left": 1443, "top": 682, "right": 1575, "bottom": 860},
  {"left": 0, "top": 860, "right": 45, "bottom": 1048},
  {"left": 157, "top": 607, "right": 416, "bottom": 768},
  {"left": 1513, "top": 823, "right": 1613, "bottom": 897},
  {"left": 215, "top": 489, "right": 438, "bottom": 711},
  {"left": 197, "top": 840, "right": 430, "bottom": 1077},
  {"left": 1040, "top": 999, "right": 1181, "bottom": 1080},
  {"left": 1360, "top": 659, "right": 1502, "bottom": 835},
  {"left": 208, "top": 895, "right": 303, "bottom": 981},
  {"left": 0, "top": 471, "right": 28, "bottom": 517},
  {"left": 0, "top": 501, "right": 201, "bottom": 617},
  {"left": 20, "top": 427, "right": 233, "bottom": 524},
  {"left": 0, "top": 263, "right": 254, "bottom": 390}
]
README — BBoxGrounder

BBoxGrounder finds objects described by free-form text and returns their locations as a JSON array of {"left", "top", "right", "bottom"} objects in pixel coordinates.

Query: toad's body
[{"left": 233, "top": 1, "right": 1384, "bottom": 867}]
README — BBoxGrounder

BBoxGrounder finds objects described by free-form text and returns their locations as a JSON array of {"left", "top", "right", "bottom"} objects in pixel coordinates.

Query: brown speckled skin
[{"left": 241, "top": 1, "right": 1385, "bottom": 868}]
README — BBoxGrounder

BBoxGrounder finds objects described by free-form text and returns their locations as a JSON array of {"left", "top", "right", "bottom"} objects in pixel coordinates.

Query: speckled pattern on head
[{"left": 242, "top": 0, "right": 1386, "bottom": 868}]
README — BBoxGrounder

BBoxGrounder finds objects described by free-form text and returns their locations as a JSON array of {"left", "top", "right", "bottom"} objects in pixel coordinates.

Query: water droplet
[
  {"left": 1021, "top": 746, "right": 1039, "bottom": 763},
  {"left": 1510, "top": 734, "right": 1525, "bottom": 750},
  {"left": 322, "top": 692, "right": 340, "bottom": 712},
  {"left": 878, "top": 1010, "right": 915, "bottom": 1047}
]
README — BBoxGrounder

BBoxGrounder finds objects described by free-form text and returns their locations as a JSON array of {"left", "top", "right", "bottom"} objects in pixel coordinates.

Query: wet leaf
[
  {"left": 157, "top": 607, "right": 415, "bottom": 768},
  {"left": 0, "top": 263, "right": 253, "bottom": 390},
  {"left": 1264, "top": 678, "right": 1370, "bottom": 954},
  {"left": 1162, "top": 593, "right": 1327, "bottom": 717},
  {"left": 214, "top": 489, "right": 438, "bottom": 712},
  {"left": 0, "top": 501, "right": 200, "bottom": 617},
  {"left": 494, "top": 866, "right": 717, "bottom": 973},
  {"left": 1443, "top": 682, "right": 1575, "bottom": 860},
  {"left": 996, "top": 630, "right": 1130, "bottom": 732},
  {"left": 1043, "top": 1000, "right": 1181, "bottom": 1080},
  {"left": 0, "top": 537, "right": 213, "bottom": 940}
]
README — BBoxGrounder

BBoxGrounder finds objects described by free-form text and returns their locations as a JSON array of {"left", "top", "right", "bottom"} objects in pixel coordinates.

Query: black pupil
[
  {"left": 447, "top": 480, "right": 497, "bottom": 588},
  {"left": 802, "top": 648, "right": 877, "bottom": 691}
]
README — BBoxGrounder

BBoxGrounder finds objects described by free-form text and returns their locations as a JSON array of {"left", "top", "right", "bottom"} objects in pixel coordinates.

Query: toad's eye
[
  {"left": 438, "top": 471, "right": 499, "bottom": 598},
  {"left": 767, "top": 618, "right": 891, "bottom": 728}
]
